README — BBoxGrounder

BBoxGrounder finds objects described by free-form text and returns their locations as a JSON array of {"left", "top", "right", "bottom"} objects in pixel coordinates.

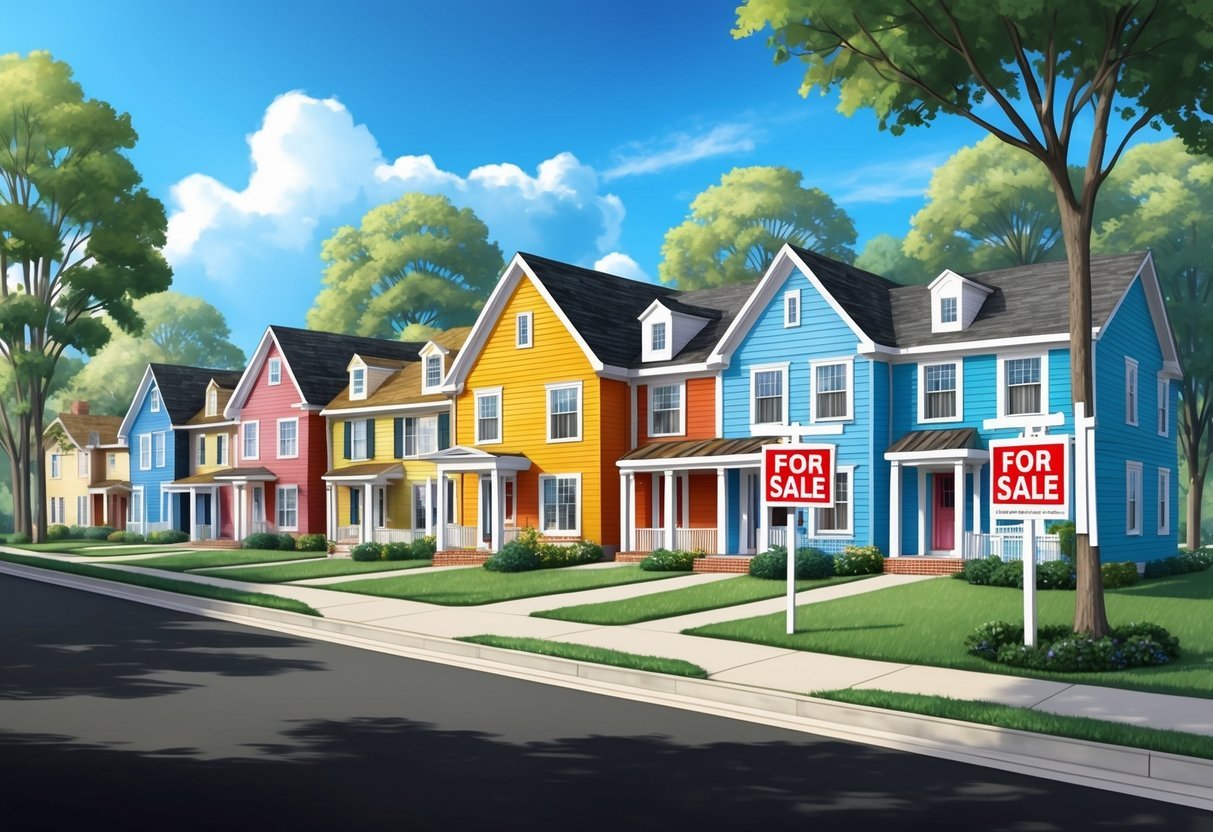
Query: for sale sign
[
  {"left": 762, "top": 444, "right": 835, "bottom": 507},
  {"left": 990, "top": 436, "right": 1070, "bottom": 519}
]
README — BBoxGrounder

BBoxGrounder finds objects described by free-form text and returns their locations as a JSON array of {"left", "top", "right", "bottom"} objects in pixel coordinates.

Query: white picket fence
[{"left": 963, "top": 529, "right": 1062, "bottom": 562}]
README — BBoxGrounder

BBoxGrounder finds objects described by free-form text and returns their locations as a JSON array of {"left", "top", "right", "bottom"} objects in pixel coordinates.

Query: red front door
[{"left": 932, "top": 474, "right": 955, "bottom": 551}]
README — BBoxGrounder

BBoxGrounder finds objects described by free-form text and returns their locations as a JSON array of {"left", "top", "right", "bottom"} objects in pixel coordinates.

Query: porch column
[
  {"left": 325, "top": 484, "right": 333, "bottom": 541},
  {"left": 619, "top": 471, "right": 632, "bottom": 553},
  {"left": 362, "top": 483, "right": 374, "bottom": 544},
  {"left": 489, "top": 468, "right": 502, "bottom": 552},
  {"left": 435, "top": 471, "right": 446, "bottom": 550},
  {"left": 953, "top": 461, "right": 966, "bottom": 558},
  {"left": 189, "top": 487, "right": 197, "bottom": 539},
  {"left": 917, "top": 468, "right": 927, "bottom": 555},
  {"left": 889, "top": 461, "right": 901, "bottom": 557},
  {"left": 663, "top": 469, "right": 675, "bottom": 550},
  {"left": 971, "top": 463, "right": 983, "bottom": 536},
  {"left": 424, "top": 476, "right": 433, "bottom": 535},
  {"left": 101, "top": 494, "right": 109, "bottom": 526},
  {"left": 715, "top": 467, "right": 727, "bottom": 554},
  {"left": 234, "top": 485, "right": 244, "bottom": 540}
]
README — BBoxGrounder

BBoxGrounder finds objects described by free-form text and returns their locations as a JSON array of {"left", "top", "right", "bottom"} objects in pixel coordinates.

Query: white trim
[
  {"left": 545, "top": 380, "right": 583, "bottom": 443},
  {"left": 320, "top": 401, "right": 450, "bottom": 417},
  {"left": 783, "top": 289, "right": 801, "bottom": 328},
  {"left": 150, "top": 388, "right": 160, "bottom": 413},
  {"left": 50, "top": 453, "right": 61, "bottom": 479},
  {"left": 629, "top": 382, "right": 638, "bottom": 449},
  {"left": 996, "top": 351, "right": 1049, "bottom": 419},
  {"left": 1125, "top": 357, "right": 1139, "bottom": 427},
  {"left": 138, "top": 434, "right": 151, "bottom": 471},
  {"left": 350, "top": 363, "right": 367, "bottom": 400},
  {"left": 225, "top": 330, "right": 308, "bottom": 419},
  {"left": 715, "top": 374, "right": 723, "bottom": 437},
  {"left": 647, "top": 381, "right": 685, "bottom": 438},
  {"left": 180, "top": 420, "right": 238, "bottom": 431},
  {"left": 268, "top": 357, "right": 282, "bottom": 386},
  {"left": 276, "top": 417, "right": 300, "bottom": 459},
  {"left": 860, "top": 332, "right": 1071, "bottom": 359},
  {"left": 1158, "top": 466, "right": 1171, "bottom": 537},
  {"left": 217, "top": 433, "right": 229, "bottom": 466},
  {"left": 276, "top": 484, "right": 299, "bottom": 531},
  {"left": 474, "top": 387, "right": 503, "bottom": 446},
  {"left": 812, "top": 465, "right": 854, "bottom": 536},
  {"left": 632, "top": 362, "right": 714, "bottom": 378},
  {"left": 884, "top": 448, "right": 989, "bottom": 463},
  {"left": 1157, "top": 374, "right": 1170, "bottom": 438},
  {"left": 242, "top": 420, "right": 260, "bottom": 462},
  {"left": 153, "top": 431, "right": 166, "bottom": 468},
  {"left": 515, "top": 311, "right": 533, "bottom": 349},
  {"left": 538, "top": 472, "right": 581, "bottom": 536},
  {"left": 421, "top": 350, "right": 444, "bottom": 394},
  {"left": 1099, "top": 252, "right": 1181, "bottom": 372},
  {"left": 809, "top": 356, "right": 854, "bottom": 423},
  {"left": 917, "top": 360, "right": 963, "bottom": 424},
  {"left": 1126, "top": 460, "right": 1143, "bottom": 537},
  {"left": 749, "top": 362, "right": 790, "bottom": 430},
  {"left": 349, "top": 418, "right": 370, "bottom": 461}
]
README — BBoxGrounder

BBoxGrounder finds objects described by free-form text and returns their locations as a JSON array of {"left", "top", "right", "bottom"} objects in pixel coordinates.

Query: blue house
[{"left": 118, "top": 363, "right": 244, "bottom": 535}]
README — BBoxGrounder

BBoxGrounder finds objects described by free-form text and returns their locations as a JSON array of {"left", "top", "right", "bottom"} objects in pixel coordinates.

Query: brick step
[
  {"left": 882, "top": 557, "right": 964, "bottom": 575},
  {"left": 693, "top": 555, "right": 753, "bottom": 574},
  {"left": 433, "top": 550, "right": 491, "bottom": 567},
  {"left": 614, "top": 551, "right": 648, "bottom": 563},
  {"left": 190, "top": 539, "right": 241, "bottom": 550}
]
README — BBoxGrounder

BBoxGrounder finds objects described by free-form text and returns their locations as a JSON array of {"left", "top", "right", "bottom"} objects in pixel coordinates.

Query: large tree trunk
[
  {"left": 1188, "top": 467, "right": 1206, "bottom": 551},
  {"left": 31, "top": 394, "right": 46, "bottom": 543},
  {"left": 15, "top": 412, "right": 31, "bottom": 538}
]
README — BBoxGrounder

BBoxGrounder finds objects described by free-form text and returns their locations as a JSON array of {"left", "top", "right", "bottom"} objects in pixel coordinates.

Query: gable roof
[
  {"left": 44, "top": 413, "right": 124, "bottom": 450},
  {"left": 787, "top": 245, "right": 901, "bottom": 346},
  {"left": 147, "top": 364, "right": 244, "bottom": 425},
  {"left": 324, "top": 327, "right": 471, "bottom": 412},
  {"left": 633, "top": 281, "right": 754, "bottom": 368}
]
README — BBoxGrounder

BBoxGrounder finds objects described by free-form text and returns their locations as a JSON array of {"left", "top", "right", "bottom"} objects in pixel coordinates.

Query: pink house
[{"left": 221, "top": 326, "right": 424, "bottom": 539}]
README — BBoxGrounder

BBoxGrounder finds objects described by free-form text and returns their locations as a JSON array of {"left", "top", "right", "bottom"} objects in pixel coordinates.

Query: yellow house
[
  {"left": 164, "top": 377, "right": 242, "bottom": 540},
  {"left": 43, "top": 401, "right": 130, "bottom": 529},
  {"left": 321, "top": 328, "right": 469, "bottom": 545},
  {"left": 433, "top": 253, "right": 677, "bottom": 557}
]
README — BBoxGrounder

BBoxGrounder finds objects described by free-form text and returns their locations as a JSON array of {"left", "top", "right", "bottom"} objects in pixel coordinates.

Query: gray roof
[
  {"left": 638, "top": 281, "right": 756, "bottom": 367},
  {"left": 789, "top": 246, "right": 901, "bottom": 346},
  {"left": 268, "top": 326, "right": 426, "bottom": 405},
  {"left": 149, "top": 364, "right": 244, "bottom": 425}
]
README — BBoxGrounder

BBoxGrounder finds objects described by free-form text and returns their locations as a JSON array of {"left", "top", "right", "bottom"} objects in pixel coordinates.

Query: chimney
[{"left": 71, "top": 400, "right": 89, "bottom": 416}]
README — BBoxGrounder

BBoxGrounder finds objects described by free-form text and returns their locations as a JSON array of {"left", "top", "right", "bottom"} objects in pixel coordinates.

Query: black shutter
[
  {"left": 366, "top": 419, "right": 376, "bottom": 459},
  {"left": 438, "top": 412, "right": 450, "bottom": 450},
  {"left": 343, "top": 421, "right": 351, "bottom": 460},
  {"left": 394, "top": 418, "right": 403, "bottom": 458}
]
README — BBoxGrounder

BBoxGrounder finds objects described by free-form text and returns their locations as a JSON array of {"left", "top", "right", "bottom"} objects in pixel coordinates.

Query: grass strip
[
  {"left": 111, "top": 549, "right": 322, "bottom": 572},
  {"left": 11, "top": 540, "right": 125, "bottom": 552},
  {"left": 193, "top": 558, "right": 432, "bottom": 583},
  {"left": 0, "top": 552, "right": 321, "bottom": 616},
  {"left": 685, "top": 570, "right": 1213, "bottom": 699},
  {"left": 68, "top": 546, "right": 200, "bottom": 557},
  {"left": 814, "top": 688, "right": 1213, "bottom": 761},
  {"left": 327, "top": 563, "right": 683, "bottom": 605},
  {"left": 534, "top": 574, "right": 869, "bottom": 624},
  {"left": 457, "top": 634, "right": 708, "bottom": 678}
]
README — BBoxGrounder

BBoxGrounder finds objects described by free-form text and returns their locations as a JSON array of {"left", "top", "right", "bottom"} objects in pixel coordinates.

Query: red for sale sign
[
  {"left": 762, "top": 444, "right": 835, "bottom": 507},
  {"left": 990, "top": 436, "right": 1070, "bottom": 519}
]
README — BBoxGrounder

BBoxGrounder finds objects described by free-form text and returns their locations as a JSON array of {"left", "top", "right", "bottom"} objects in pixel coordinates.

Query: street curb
[{"left": 3, "top": 560, "right": 1211, "bottom": 810}]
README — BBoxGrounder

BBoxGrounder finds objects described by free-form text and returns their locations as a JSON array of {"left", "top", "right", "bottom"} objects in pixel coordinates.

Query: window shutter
[
  {"left": 438, "top": 412, "right": 450, "bottom": 450},
  {"left": 343, "top": 421, "right": 351, "bottom": 460},
  {"left": 366, "top": 419, "right": 376, "bottom": 459},
  {"left": 394, "top": 417, "right": 403, "bottom": 458},
  {"left": 200, "top": 438, "right": 206, "bottom": 465}
]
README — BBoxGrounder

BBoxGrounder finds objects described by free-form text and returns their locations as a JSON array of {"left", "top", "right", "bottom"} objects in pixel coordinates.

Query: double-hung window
[
  {"left": 940, "top": 297, "right": 958, "bottom": 324},
  {"left": 242, "top": 421, "right": 259, "bottom": 461},
  {"left": 751, "top": 366, "right": 786, "bottom": 426},
  {"left": 1158, "top": 468, "right": 1171, "bottom": 536},
  {"left": 351, "top": 368, "right": 366, "bottom": 398},
  {"left": 650, "top": 383, "right": 683, "bottom": 436},
  {"left": 1157, "top": 376, "right": 1170, "bottom": 437},
  {"left": 206, "top": 389, "right": 218, "bottom": 417},
  {"left": 540, "top": 474, "right": 579, "bottom": 535},
  {"left": 139, "top": 435, "right": 151, "bottom": 470},
  {"left": 516, "top": 312, "right": 532, "bottom": 348},
  {"left": 784, "top": 290, "right": 800, "bottom": 327},
  {"left": 651, "top": 322, "right": 666, "bottom": 352},
  {"left": 403, "top": 416, "right": 437, "bottom": 457},
  {"left": 51, "top": 454, "right": 61, "bottom": 478},
  {"left": 350, "top": 420, "right": 368, "bottom": 460},
  {"left": 475, "top": 389, "right": 501, "bottom": 444},
  {"left": 547, "top": 383, "right": 581, "bottom": 442},
  {"left": 196, "top": 435, "right": 206, "bottom": 466},
  {"left": 920, "top": 362, "right": 959, "bottom": 421},
  {"left": 150, "top": 389, "right": 160, "bottom": 412},
  {"left": 276, "top": 486, "right": 298, "bottom": 530},
  {"left": 1126, "top": 461, "right": 1143, "bottom": 536},
  {"left": 268, "top": 358, "right": 282, "bottom": 385},
  {"left": 217, "top": 435, "right": 228, "bottom": 466},
  {"left": 77, "top": 452, "right": 89, "bottom": 478},
  {"left": 1125, "top": 358, "right": 1139, "bottom": 426},
  {"left": 1004, "top": 356, "right": 1044, "bottom": 416},
  {"left": 424, "top": 355, "right": 442, "bottom": 390},
  {"left": 153, "top": 432, "right": 166, "bottom": 468},
  {"left": 278, "top": 419, "right": 298, "bottom": 458},
  {"left": 815, "top": 469, "right": 852, "bottom": 533},
  {"left": 812, "top": 360, "right": 852, "bottom": 421}
]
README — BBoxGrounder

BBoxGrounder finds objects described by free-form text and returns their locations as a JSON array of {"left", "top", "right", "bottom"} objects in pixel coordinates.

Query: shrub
[
  {"left": 990, "top": 559, "right": 1024, "bottom": 588},
  {"left": 538, "top": 539, "right": 602, "bottom": 568},
  {"left": 242, "top": 532, "right": 280, "bottom": 550},
  {"left": 409, "top": 536, "right": 436, "bottom": 559},
  {"left": 957, "top": 554, "right": 1002, "bottom": 585},
  {"left": 1050, "top": 520, "right": 1076, "bottom": 561},
  {"left": 47, "top": 524, "right": 70, "bottom": 540},
  {"left": 834, "top": 544, "right": 884, "bottom": 576},
  {"left": 277, "top": 533, "right": 297, "bottom": 551},
  {"left": 748, "top": 546, "right": 835, "bottom": 580},
  {"left": 147, "top": 529, "right": 189, "bottom": 544},
  {"left": 350, "top": 542, "right": 384, "bottom": 562},
  {"left": 107, "top": 530, "right": 145, "bottom": 544},
  {"left": 796, "top": 547, "right": 835, "bottom": 579},
  {"left": 639, "top": 548, "right": 700, "bottom": 571},
  {"left": 382, "top": 542, "right": 412, "bottom": 561},
  {"left": 68, "top": 525, "right": 89, "bottom": 539},
  {"left": 294, "top": 533, "right": 329, "bottom": 552},
  {"left": 9, "top": 532, "right": 31, "bottom": 544},
  {"left": 84, "top": 525, "right": 115, "bottom": 540},
  {"left": 1180, "top": 548, "right": 1213, "bottom": 570},
  {"left": 483, "top": 537, "right": 540, "bottom": 572},
  {"left": 1101, "top": 561, "right": 1140, "bottom": 588},
  {"left": 966, "top": 620, "right": 1179, "bottom": 672},
  {"left": 1036, "top": 559, "right": 1076, "bottom": 590}
]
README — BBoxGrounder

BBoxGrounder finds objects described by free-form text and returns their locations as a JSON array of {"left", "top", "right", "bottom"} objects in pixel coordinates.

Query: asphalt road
[{"left": 1, "top": 573, "right": 1209, "bottom": 831}]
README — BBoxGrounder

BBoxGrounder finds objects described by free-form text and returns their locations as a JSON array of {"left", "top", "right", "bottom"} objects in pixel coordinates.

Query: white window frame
[
  {"left": 268, "top": 358, "right": 282, "bottom": 386},
  {"left": 1126, "top": 461, "right": 1143, "bottom": 536},
  {"left": 783, "top": 289, "right": 801, "bottom": 328},
  {"left": 217, "top": 434, "right": 228, "bottom": 466},
  {"left": 812, "top": 465, "right": 854, "bottom": 535},
  {"left": 350, "top": 419, "right": 368, "bottom": 461},
  {"left": 810, "top": 357, "right": 854, "bottom": 423},
  {"left": 242, "top": 420, "right": 260, "bottom": 461},
  {"left": 196, "top": 435, "right": 206, "bottom": 467},
  {"left": 150, "top": 388, "right": 160, "bottom": 413},
  {"left": 50, "top": 453, "right": 61, "bottom": 479},
  {"left": 516, "top": 312, "right": 533, "bottom": 349},
  {"left": 1125, "top": 357, "right": 1139, "bottom": 426},
  {"left": 153, "top": 432, "right": 166, "bottom": 468},
  {"left": 940, "top": 296, "right": 958, "bottom": 324},
  {"left": 423, "top": 355, "right": 443, "bottom": 393},
  {"left": 650, "top": 321, "right": 667, "bottom": 353},
  {"left": 545, "top": 381, "right": 583, "bottom": 443},
  {"left": 917, "top": 360, "right": 963, "bottom": 424},
  {"left": 749, "top": 363, "right": 789, "bottom": 428},
  {"left": 403, "top": 415, "right": 438, "bottom": 458},
  {"left": 1157, "top": 375, "right": 1170, "bottom": 438},
  {"left": 351, "top": 367, "right": 366, "bottom": 399},
  {"left": 206, "top": 389, "right": 218, "bottom": 417},
  {"left": 277, "top": 418, "right": 299, "bottom": 459},
  {"left": 474, "top": 387, "right": 502, "bottom": 446},
  {"left": 1158, "top": 467, "right": 1170, "bottom": 536},
  {"left": 77, "top": 495, "right": 89, "bottom": 526},
  {"left": 276, "top": 485, "right": 299, "bottom": 531},
  {"left": 648, "top": 382, "right": 685, "bottom": 437},
  {"left": 77, "top": 451, "right": 89, "bottom": 478},
  {"left": 139, "top": 435, "right": 151, "bottom": 471},
  {"left": 996, "top": 352, "right": 1049, "bottom": 418},
  {"left": 539, "top": 473, "right": 581, "bottom": 536},
  {"left": 108, "top": 453, "right": 117, "bottom": 474}
]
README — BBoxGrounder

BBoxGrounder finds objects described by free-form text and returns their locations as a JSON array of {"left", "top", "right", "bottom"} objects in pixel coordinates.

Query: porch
[
  {"left": 163, "top": 473, "right": 236, "bottom": 542},
  {"left": 86, "top": 480, "right": 129, "bottom": 531},
  {"left": 323, "top": 462, "right": 406, "bottom": 545},
  {"left": 212, "top": 467, "right": 278, "bottom": 541},
  {"left": 424, "top": 446, "right": 532, "bottom": 553}
]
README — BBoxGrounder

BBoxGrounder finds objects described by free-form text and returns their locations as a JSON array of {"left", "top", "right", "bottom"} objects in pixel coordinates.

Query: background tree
[
  {"left": 1094, "top": 139, "right": 1213, "bottom": 549},
  {"left": 658, "top": 165, "right": 857, "bottom": 289},
  {"left": 0, "top": 51, "right": 171, "bottom": 540},
  {"left": 735, "top": 2, "right": 1213, "bottom": 636},
  {"left": 307, "top": 193, "right": 503, "bottom": 339},
  {"left": 52, "top": 292, "right": 245, "bottom": 417},
  {"left": 854, "top": 233, "right": 929, "bottom": 285}
]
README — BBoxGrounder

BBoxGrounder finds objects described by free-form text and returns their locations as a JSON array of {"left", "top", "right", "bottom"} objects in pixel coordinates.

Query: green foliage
[
  {"left": 46, "top": 524, "right": 70, "bottom": 540},
  {"left": 833, "top": 544, "right": 884, "bottom": 576},
  {"left": 1102, "top": 561, "right": 1141, "bottom": 589},
  {"left": 242, "top": 532, "right": 280, "bottom": 551},
  {"left": 146, "top": 529, "right": 189, "bottom": 544},
  {"left": 483, "top": 538, "right": 540, "bottom": 572},
  {"left": 658, "top": 166, "right": 857, "bottom": 289},
  {"left": 959, "top": 555, "right": 1075, "bottom": 590},
  {"left": 382, "top": 542, "right": 412, "bottom": 561},
  {"left": 350, "top": 542, "right": 384, "bottom": 562},
  {"left": 966, "top": 620, "right": 1179, "bottom": 672},
  {"left": 107, "top": 530, "right": 144, "bottom": 543},
  {"left": 1037, "top": 560, "right": 1077, "bottom": 590},
  {"left": 294, "top": 533, "right": 329, "bottom": 552},
  {"left": 853, "top": 233, "right": 928, "bottom": 285},
  {"left": 748, "top": 546, "right": 834, "bottom": 580},
  {"left": 537, "top": 539, "right": 602, "bottom": 568},
  {"left": 638, "top": 548, "right": 701, "bottom": 572},
  {"left": 8, "top": 533, "right": 30, "bottom": 544},
  {"left": 410, "top": 536, "right": 436, "bottom": 559},
  {"left": 307, "top": 193, "right": 504, "bottom": 338},
  {"left": 83, "top": 525, "right": 115, "bottom": 540},
  {"left": 484, "top": 528, "right": 600, "bottom": 572},
  {"left": 1050, "top": 521, "right": 1076, "bottom": 561}
]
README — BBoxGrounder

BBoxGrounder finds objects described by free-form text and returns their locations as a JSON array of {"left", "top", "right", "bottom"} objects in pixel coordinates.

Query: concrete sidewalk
[{"left": 2, "top": 548, "right": 1211, "bottom": 809}]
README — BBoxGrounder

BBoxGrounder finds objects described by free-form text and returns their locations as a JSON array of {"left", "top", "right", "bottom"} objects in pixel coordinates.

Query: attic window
[
  {"left": 516, "top": 312, "right": 532, "bottom": 349},
  {"left": 651, "top": 322, "right": 666, "bottom": 352},
  {"left": 268, "top": 358, "right": 282, "bottom": 386},
  {"left": 87, "top": 431, "right": 100, "bottom": 447},
  {"left": 150, "top": 389, "right": 160, "bottom": 413},
  {"left": 940, "top": 297, "right": 957, "bottom": 324},
  {"left": 351, "top": 367, "right": 366, "bottom": 398},
  {"left": 206, "top": 389, "right": 218, "bottom": 417},
  {"left": 424, "top": 355, "right": 442, "bottom": 391}
]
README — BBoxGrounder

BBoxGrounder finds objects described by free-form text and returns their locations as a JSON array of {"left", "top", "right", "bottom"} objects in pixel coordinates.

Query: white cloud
[
  {"left": 829, "top": 154, "right": 949, "bottom": 204},
  {"left": 593, "top": 252, "right": 649, "bottom": 282},
  {"left": 603, "top": 123, "right": 757, "bottom": 181}
]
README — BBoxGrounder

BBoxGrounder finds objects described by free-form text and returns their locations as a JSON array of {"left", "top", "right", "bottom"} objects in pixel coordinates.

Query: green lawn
[
  {"left": 327, "top": 564, "right": 685, "bottom": 605},
  {"left": 193, "top": 558, "right": 432, "bottom": 583},
  {"left": 686, "top": 570, "right": 1213, "bottom": 698},
  {"left": 533, "top": 574, "right": 870, "bottom": 624},
  {"left": 69, "top": 546, "right": 200, "bottom": 557},
  {"left": 457, "top": 635, "right": 708, "bottom": 678},
  {"left": 9, "top": 540, "right": 129, "bottom": 552},
  {"left": 111, "top": 549, "right": 323, "bottom": 572}
]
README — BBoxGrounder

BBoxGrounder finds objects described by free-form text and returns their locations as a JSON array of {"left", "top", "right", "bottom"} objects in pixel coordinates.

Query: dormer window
[
  {"left": 268, "top": 358, "right": 282, "bottom": 385},
  {"left": 424, "top": 355, "right": 442, "bottom": 392},
  {"left": 940, "top": 297, "right": 957, "bottom": 324},
  {"left": 651, "top": 322, "right": 666, "bottom": 352},
  {"left": 929, "top": 269, "right": 992, "bottom": 333},
  {"left": 206, "top": 389, "right": 218, "bottom": 417},
  {"left": 351, "top": 367, "right": 366, "bottom": 398}
]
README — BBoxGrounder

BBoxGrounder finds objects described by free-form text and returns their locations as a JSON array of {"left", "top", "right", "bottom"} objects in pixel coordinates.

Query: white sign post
[
  {"left": 762, "top": 444, "right": 835, "bottom": 634},
  {"left": 989, "top": 435, "right": 1071, "bottom": 647}
]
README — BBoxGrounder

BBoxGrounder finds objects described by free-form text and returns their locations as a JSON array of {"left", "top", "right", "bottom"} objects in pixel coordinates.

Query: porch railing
[
  {"left": 127, "top": 521, "right": 143, "bottom": 535},
  {"left": 964, "top": 530, "right": 1062, "bottom": 562},
  {"left": 372, "top": 527, "right": 424, "bottom": 545},
  {"left": 765, "top": 528, "right": 853, "bottom": 555},
  {"left": 501, "top": 527, "right": 521, "bottom": 545},
  {"left": 251, "top": 520, "right": 273, "bottom": 535},
  {"left": 336, "top": 525, "right": 360, "bottom": 542},
  {"left": 634, "top": 528, "right": 664, "bottom": 552},
  {"left": 146, "top": 521, "right": 171, "bottom": 534},
  {"left": 193, "top": 524, "right": 213, "bottom": 541},
  {"left": 674, "top": 528, "right": 717, "bottom": 553},
  {"left": 443, "top": 524, "right": 478, "bottom": 550}
]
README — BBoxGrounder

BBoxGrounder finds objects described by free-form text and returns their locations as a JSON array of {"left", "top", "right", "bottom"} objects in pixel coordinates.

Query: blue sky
[{"left": 11, "top": 0, "right": 997, "bottom": 355}]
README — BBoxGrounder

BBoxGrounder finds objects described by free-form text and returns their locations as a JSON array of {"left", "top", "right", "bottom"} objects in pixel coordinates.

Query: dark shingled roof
[
  {"left": 636, "top": 281, "right": 757, "bottom": 367},
  {"left": 149, "top": 364, "right": 244, "bottom": 426},
  {"left": 789, "top": 245, "right": 901, "bottom": 346},
  {"left": 886, "top": 428, "right": 982, "bottom": 455},
  {"left": 268, "top": 326, "right": 427, "bottom": 406}
]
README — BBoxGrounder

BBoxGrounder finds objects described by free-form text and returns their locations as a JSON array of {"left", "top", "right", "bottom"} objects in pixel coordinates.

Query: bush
[
  {"left": 957, "top": 554, "right": 1002, "bottom": 585},
  {"left": 410, "top": 536, "right": 436, "bottom": 559},
  {"left": 277, "top": 533, "right": 297, "bottom": 551},
  {"left": 966, "top": 620, "right": 1179, "bottom": 672},
  {"left": 1101, "top": 561, "right": 1140, "bottom": 588},
  {"left": 960, "top": 555, "right": 1075, "bottom": 590},
  {"left": 538, "top": 539, "right": 602, "bottom": 568},
  {"left": 990, "top": 559, "right": 1024, "bottom": 588},
  {"left": 1036, "top": 559, "right": 1076, "bottom": 590},
  {"left": 484, "top": 537, "right": 540, "bottom": 572},
  {"left": 382, "top": 542, "right": 412, "bottom": 561},
  {"left": 350, "top": 542, "right": 384, "bottom": 562},
  {"left": 47, "top": 524, "right": 70, "bottom": 540},
  {"left": 84, "top": 525, "right": 115, "bottom": 540},
  {"left": 797, "top": 547, "right": 835, "bottom": 579},
  {"left": 834, "top": 544, "right": 884, "bottom": 576},
  {"left": 1050, "top": 520, "right": 1076, "bottom": 561},
  {"left": 242, "top": 532, "right": 280, "bottom": 550},
  {"left": 639, "top": 548, "right": 700, "bottom": 571},
  {"left": 107, "top": 530, "right": 145, "bottom": 544},
  {"left": 9, "top": 532, "right": 31, "bottom": 544},
  {"left": 748, "top": 546, "right": 835, "bottom": 580},
  {"left": 295, "top": 533, "right": 329, "bottom": 552},
  {"left": 147, "top": 529, "right": 189, "bottom": 544}
]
